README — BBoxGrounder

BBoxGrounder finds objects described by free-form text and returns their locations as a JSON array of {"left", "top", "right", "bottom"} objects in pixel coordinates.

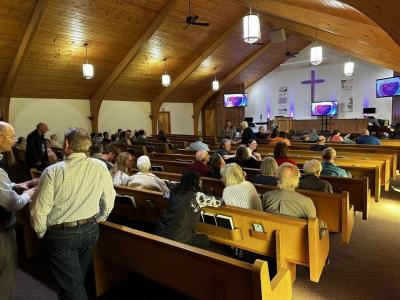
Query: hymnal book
[{"left": 216, "top": 214, "right": 234, "bottom": 230}]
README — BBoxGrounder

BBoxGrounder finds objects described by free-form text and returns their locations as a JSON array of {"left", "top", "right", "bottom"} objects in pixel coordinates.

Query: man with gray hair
[
  {"left": 262, "top": 163, "right": 316, "bottom": 220},
  {"left": 299, "top": 159, "right": 333, "bottom": 193},
  {"left": 186, "top": 150, "right": 212, "bottom": 177},
  {"left": 0, "top": 121, "right": 37, "bottom": 299},
  {"left": 215, "top": 138, "right": 234, "bottom": 160},
  {"left": 186, "top": 136, "right": 210, "bottom": 152},
  {"left": 30, "top": 127, "right": 116, "bottom": 300},
  {"left": 321, "top": 147, "right": 348, "bottom": 177}
]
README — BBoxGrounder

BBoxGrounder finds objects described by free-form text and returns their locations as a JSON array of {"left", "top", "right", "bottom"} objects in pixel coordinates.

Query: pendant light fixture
[
  {"left": 161, "top": 58, "right": 171, "bottom": 87},
  {"left": 212, "top": 68, "right": 219, "bottom": 91},
  {"left": 310, "top": 29, "right": 323, "bottom": 66},
  {"left": 344, "top": 50, "right": 354, "bottom": 76},
  {"left": 82, "top": 43, "right": 94, "bottom": 79},
  {"left": 243, "top": 0, "right": 261, "bottom": 44}
]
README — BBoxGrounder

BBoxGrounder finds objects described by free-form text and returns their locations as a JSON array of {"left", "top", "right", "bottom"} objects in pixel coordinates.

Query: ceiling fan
[{"left": 184, "top": 0, "right": 209, "bottom": 28}]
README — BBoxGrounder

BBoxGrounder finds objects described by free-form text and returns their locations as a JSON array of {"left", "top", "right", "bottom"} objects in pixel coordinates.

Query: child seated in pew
[{"left": 154, "top": 171, "right": 223, "bottom": 249}]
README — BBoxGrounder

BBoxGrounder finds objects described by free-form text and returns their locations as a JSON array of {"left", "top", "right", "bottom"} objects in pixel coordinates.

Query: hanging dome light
[
  {"left": 212, "top": 73, "right": 219, "bottom": 91},
  {"left": 161, "top": 58, "right": 171, "bottom": 87},
  {"left": 82, "top": 43, "right": 94, "bottom": 79},
  {"left": 344, "top": 51, "right": 354, "bottom": 76},
  {"left": 243, "top": 1, "right": 261, "bottom": 44},
  {"left": 310, "top": 29, "right": 323, "bottom": 66}
]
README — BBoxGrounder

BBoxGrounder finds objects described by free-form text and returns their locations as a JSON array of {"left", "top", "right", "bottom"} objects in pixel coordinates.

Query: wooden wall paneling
[
  {"left": 150, "top": 17, "right": 243, "bottom": 134},
  {"left": 89, "top": 0, "right": 178, "bottom": 132},
  {"left": 0, "top": 0, "right": 48, "bottom": 121},
  {"left": 392, "top": 71, "right": 400, "bottom": 125},
  {"left": 193, "top": 42, "right": 272, "bottom": 134}
]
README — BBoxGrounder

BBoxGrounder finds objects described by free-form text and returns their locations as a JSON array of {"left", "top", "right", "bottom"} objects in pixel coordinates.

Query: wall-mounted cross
[{"left": 301, "top": 69, "right": 325, "bottom": 102}]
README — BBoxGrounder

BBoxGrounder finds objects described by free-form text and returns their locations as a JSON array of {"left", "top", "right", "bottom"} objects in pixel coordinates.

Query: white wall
[
  {"left": 246, "top": 44, "right": 393, "bottom": 123},
  {"left": 160, "top": 102, "right": 194, "bottom": 134},
  {"left": 10, "top": 98, "right": 91, "bottom": 140},
  {"left": 99, "top": 100, "right": 152, "bottom": 134}
]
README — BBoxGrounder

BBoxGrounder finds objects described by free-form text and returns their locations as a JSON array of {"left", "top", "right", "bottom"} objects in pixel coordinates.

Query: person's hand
[{"left": 24, "top": 187, "right": 37, "bottom": 198}]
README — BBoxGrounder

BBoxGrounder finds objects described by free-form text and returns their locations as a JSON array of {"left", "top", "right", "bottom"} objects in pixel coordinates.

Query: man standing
[
  {"left": 0, "top": 121, "right": 36, "bottom": 300},
  {"left": 25, "top": 123, "right": 49, "bottom": 171},
  {"left": 30, "top": 128, "right": 116, "bottom": 300}
]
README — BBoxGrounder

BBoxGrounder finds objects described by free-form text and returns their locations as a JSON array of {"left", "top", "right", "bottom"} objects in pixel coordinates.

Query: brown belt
[{"left": 49, "top": 216, "right": 97, "bottom": 230}]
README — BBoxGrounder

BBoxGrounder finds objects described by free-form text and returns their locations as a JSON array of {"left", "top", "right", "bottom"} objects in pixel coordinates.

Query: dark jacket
[
  {"left": 25, "top": 129, "right": 49, "bottom": 170},
  {"left": 309, "top": 144, "right": 327, "bottom": 151},
  {"left": 241, "top": 127, "right": 256, "bottom": 145},
  {"left": 254, "top": 174, "right": 278, "bottom": 186},
  {"left": 186, "top": 161, "right": 212, "bottom": 177},
  {"left": 299, "top": 174, "right": 333, "bottom": 193},
  {"left": 226, "top": 157, "right": 260, "bottom": 169}
]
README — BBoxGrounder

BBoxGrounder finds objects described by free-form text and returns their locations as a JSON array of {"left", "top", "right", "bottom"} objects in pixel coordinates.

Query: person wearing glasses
[
  {"left": 25, "top": 123, "right": 49, "bottom": 171},
  {"left": 0, "top": 121, "right": 37, "bottom": 300}
]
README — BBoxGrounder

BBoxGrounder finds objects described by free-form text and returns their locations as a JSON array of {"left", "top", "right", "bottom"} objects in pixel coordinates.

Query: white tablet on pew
[{"left": 216, "top": 214, "right": 234, "bottom": 230}]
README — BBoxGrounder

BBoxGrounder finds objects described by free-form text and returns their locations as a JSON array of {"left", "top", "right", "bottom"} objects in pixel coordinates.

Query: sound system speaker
[
  {"left": 363, "top": 107, "right": 376, "bottom": 114},
  {"left": 270, "top": 28, "right": 286, "bottom": 44}
]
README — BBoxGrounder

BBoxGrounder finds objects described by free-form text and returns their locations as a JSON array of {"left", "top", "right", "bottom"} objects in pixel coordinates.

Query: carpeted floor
[{"left": 14, "top": 189, "right": 400, "bottom": 299}]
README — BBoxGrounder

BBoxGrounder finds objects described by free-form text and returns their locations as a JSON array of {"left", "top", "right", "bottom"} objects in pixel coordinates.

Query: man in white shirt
[
  {"left": 30, "top": 128, "right": 116, "bottom": 300},
  {"left": 0, "top": 121, "right": 37, "bottom": 300},
  {"left": 185, "top": 137, "right": 210, "bottom": 152}
]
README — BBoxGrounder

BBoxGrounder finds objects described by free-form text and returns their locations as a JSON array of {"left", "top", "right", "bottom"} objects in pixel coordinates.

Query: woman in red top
[{"left": 273, "top": 141, "right": 297, "bottom": 166}]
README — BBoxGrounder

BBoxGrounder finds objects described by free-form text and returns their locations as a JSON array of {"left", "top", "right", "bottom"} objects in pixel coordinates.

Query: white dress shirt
[{"left": 30, "top": 152, "right": 116, "bottom": 238}]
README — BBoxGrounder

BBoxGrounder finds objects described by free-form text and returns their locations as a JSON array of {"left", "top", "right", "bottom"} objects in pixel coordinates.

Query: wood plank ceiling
[{"left": 0, "top": 0, "right": 399, "bottom": 123}]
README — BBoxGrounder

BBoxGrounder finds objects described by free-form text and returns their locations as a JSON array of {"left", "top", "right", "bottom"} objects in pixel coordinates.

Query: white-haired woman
[
  {"left": 127, "top": 155, "right": 169, "bottom": 194},
  {"left": 299, "top": 159, "right": 333, "bottom": 193},
  {"left": 221, "top": 163, "right": 262, "bottom": 210}
]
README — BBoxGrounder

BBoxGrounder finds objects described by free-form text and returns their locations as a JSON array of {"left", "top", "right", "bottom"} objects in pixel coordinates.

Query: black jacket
[{"left": 25, "top": 130, "right": 49, "bottom": 170}]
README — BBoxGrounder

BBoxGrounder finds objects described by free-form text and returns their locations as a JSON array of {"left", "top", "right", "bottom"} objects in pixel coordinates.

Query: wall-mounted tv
[
  {"left": 223, "top": 93, "right": 248, "bottom": 107},
  {"left": 311, "top": 101, "right": 338, "bottom": 116},
  {"left": 376, "top": 76, "right": 400, "bottom": 98}
]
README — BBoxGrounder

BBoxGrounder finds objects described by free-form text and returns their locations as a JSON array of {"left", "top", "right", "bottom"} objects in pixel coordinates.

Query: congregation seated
[
  {"left": 127, "top": 155, "right": 169, "bottom": 194},
  {"left": 215, "top": 138, "right": 234, "bottom": 160},
  {"left": 274, "top": 142, "right": 297, "bottom": 166},
  {"left": 255, "top": 125, "right": 268, "bottom": 139},
  {"left": 154, "top": 171, "right": 222, "bottom": 249},
  {"left": 269, "top": 131, "right": 291, "bottom": 146},
  {"left": 102, "top": 131, "right": 111, "bottom": 143},
  {"left": 309, "top": 136, "right": 327, "bottom": 152},
  {"left": 91, "top": 143, "right": 114, "bottom": 170},
  {"left": 254, "top": 156, "right": 278, "bottom": 186},
  {"left": 262, "top": 163, "right": 317, "bottom": 220},
  {"left": 321, "top": 147, "right": 349, "bottom": 178},
  {"left": 299, "top": 159, "right": 333, "bottom": 193},
  {"left": 50, "top": 134, "right": 62, "bottom": 149},
  {"left": 356, "top": 129, "right": 380, "bottom": 145},
  {"left": 110, "top": 152, "right": 133, "bottom": 185},
  {"left": 157, "top": 130, "right": 169, "bottom": 143},
  {"left": 117, "top": 131, "right": 132, "bottom": 146},
  {"left": 185, "top": 136, "right": 210, "bottom": 152},
  {"left": 343, "top": 133, "right": 357, "bottom": 144},
  {"left": 304, "top": 128, "right": 319, "bottom": 142},
  {"left": 247, "top": 139, "right": 262, "bottom": 161},
  {"left": 328, "top": 129, "right": 343, "bottom": 143},
  {"left": 226, "top": 145, "right": 260, "bottom": 169},
  {"left": 186, "top": 150, "right": 212, "bottom": 177},
  {"left": 135, "top": 129, "right": 147, "bottom": 145},
  {"left": 14, "top": 136, "right": 26, "bottom": 151},
  {"left": 221, "top": 163, "right": 262, "bottom": 210},
  {"left": 208, "top": 153, "right": 225, "bottom": 179}
]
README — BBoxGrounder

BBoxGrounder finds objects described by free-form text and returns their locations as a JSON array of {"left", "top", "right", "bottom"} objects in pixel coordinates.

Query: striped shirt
[
  {"left": 30, "top": 153, "right": 116, "bottom": 238},
  {"left": 222, "top": 181, "right": 262, "bottom": 211}
]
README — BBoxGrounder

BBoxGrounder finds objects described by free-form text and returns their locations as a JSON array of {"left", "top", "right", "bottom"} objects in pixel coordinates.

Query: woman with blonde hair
[
  {"left": 254, "top": 156, "right": 278, "bottom": 186},
  {"left": 110, "top": 152, "right": 133, "bottom": 185},
  {"left": 221, "top": 163, "right": 262, "bottom": 210}
]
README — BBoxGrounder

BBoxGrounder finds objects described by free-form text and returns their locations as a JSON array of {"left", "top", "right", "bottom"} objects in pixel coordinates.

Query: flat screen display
[
  {"left": 223, "top": 94, "right": 248, "bottom": 107},
  {"left": 376, "top": 76, "right": 400, "bottom": 98},
  {"left": 311, "top": 101, "right": 338, "bottom": 116}
]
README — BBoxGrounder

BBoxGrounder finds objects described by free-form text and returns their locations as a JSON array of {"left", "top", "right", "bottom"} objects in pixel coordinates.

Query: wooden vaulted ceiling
[{"left": 0, "top": 0, "right": 399, "bottom": 128}]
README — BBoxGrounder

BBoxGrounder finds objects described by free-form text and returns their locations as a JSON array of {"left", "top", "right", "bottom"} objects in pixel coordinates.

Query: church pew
[
  {"left": 197, "top": 206, "right": 329, "bottom": 283},
  {"left": 109, "top": 187, "right": 329, "bottom": 283},
  {"left": 148, "top": 154, "right": 381, "bottom": 203},
  {"left": 94, "top": 221, "right": 293, "bottom": 299}
]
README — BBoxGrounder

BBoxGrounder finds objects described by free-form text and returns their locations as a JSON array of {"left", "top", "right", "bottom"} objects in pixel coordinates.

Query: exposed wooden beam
[
  {"left": 150, "top": 17, "right": 242, "bottom": 134},
  {"left": 261, "top": 14, "right": 400, "bottom": 72},
  {"left": 340, "top": 0, "right": 400, "bottom": 48},
  {"left": 236, "top": 0, "right": 399, "bottom": 51},
  {"left": 89, "top": 0, "right": 178, "bottom": 132},
  {"left": 0, "top": 0, "right": 49, "bottom": 121},
  {"left": 192, "top": 42, "right": 272, "bottom": 134}
]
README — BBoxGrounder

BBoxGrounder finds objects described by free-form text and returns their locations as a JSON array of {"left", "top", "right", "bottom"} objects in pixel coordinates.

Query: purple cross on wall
[{"left": 301, "top": 69, "right": 325, "bottom": 101}]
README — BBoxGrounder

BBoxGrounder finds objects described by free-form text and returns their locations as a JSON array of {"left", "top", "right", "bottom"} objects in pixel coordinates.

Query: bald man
[
  {"left": 25, "top": 122, "right": 49, "bottom": 171},
  {"left": 0, "top": 121, "right": 37, "bottom": 299},
  {"left": 186, "top": 150, "right": 212, "bottom": 177},
  {"left": 356, "top": 129, "right": 380, "bottom": 145}
]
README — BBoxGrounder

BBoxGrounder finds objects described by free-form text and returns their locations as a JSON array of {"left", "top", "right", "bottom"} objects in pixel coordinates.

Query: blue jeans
[{"left": 44, "top": 222, "right": 99, "bottom": 300}]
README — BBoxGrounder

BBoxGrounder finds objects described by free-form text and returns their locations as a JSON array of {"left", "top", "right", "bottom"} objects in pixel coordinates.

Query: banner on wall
[
  {"left": 277, "top": 86, "right": 288, "bottom": 115},
  {"left": 341, "top": 79, "right": 353, "bottom": 112}
]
